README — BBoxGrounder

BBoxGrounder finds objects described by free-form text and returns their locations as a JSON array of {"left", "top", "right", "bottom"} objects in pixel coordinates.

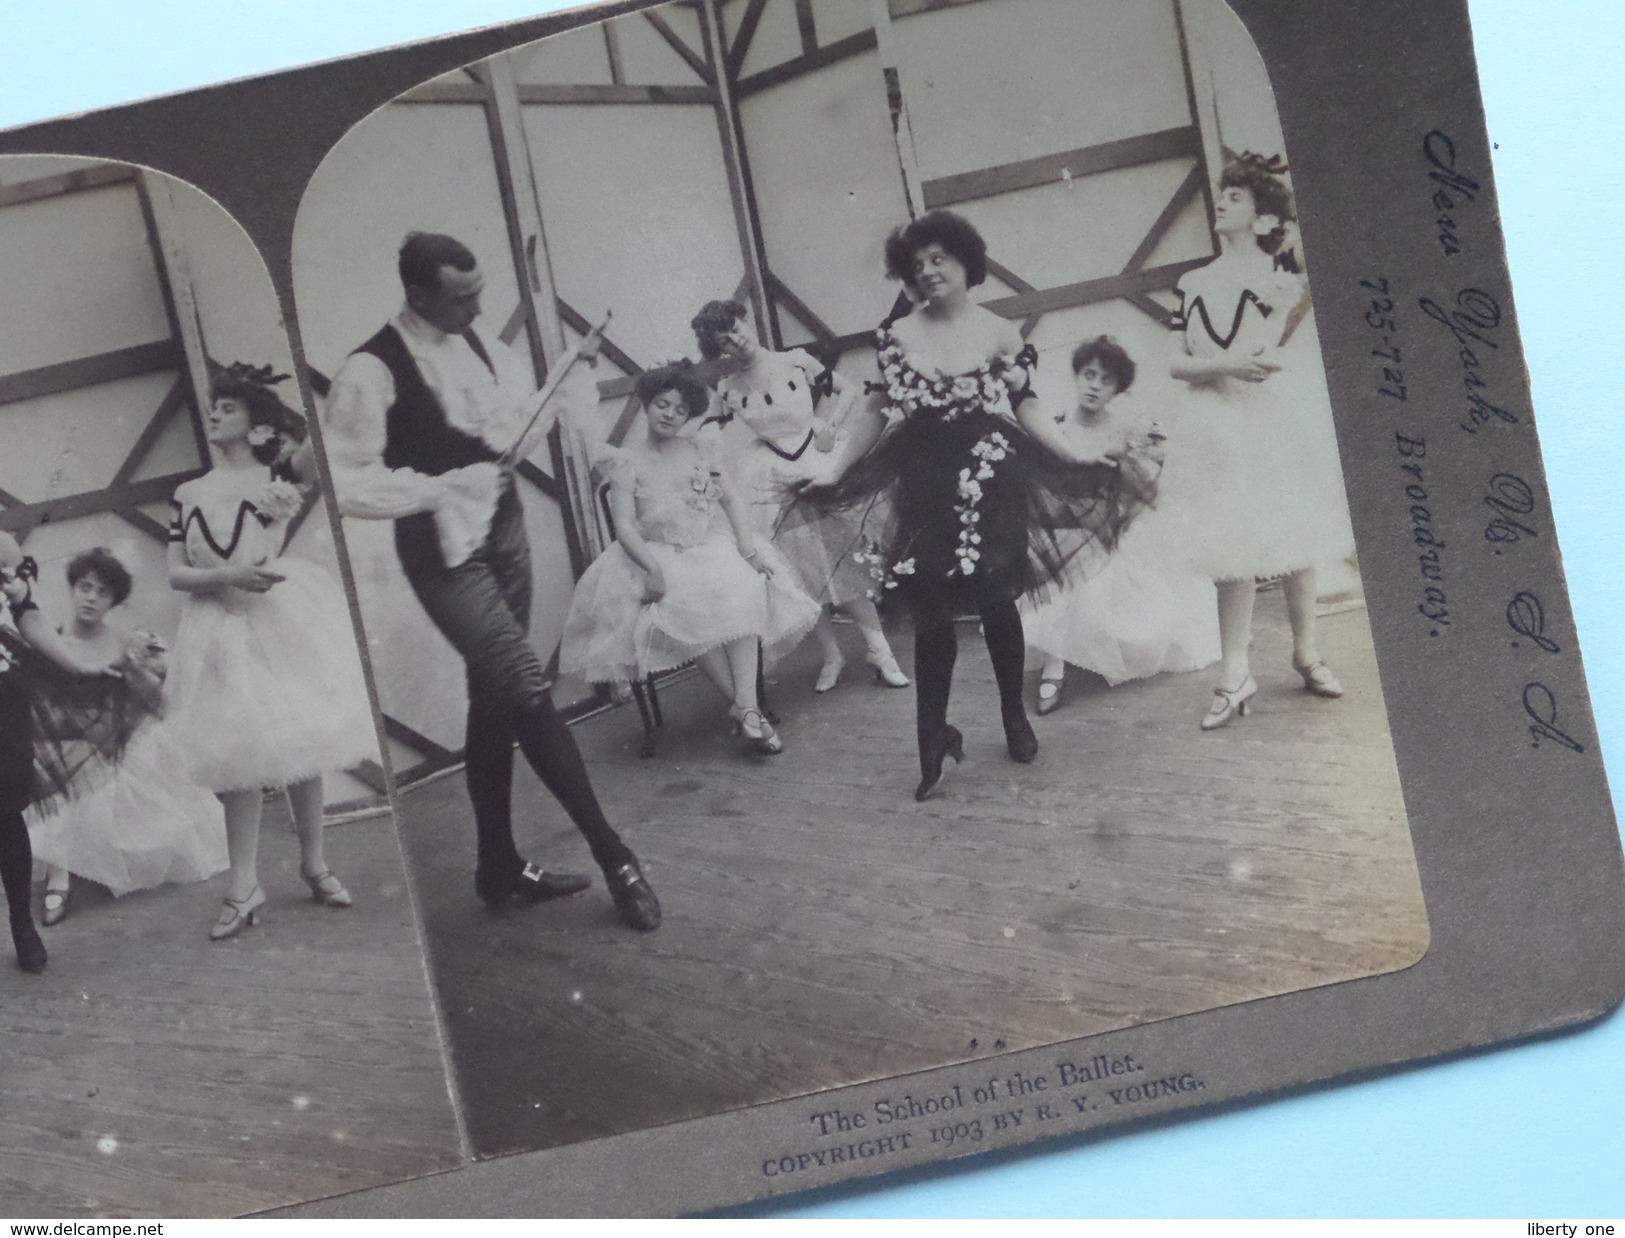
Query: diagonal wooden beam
[
  {"left": 1122, "top": 162, "right": 1206, "bottom": 273},
  {"left": 888, "top": 0, "right": 996, "bottom": 13},
  {"left": 1124, "top": 291, "right": 1178, "bottom": 327},
  {"left": 603, "top": 18, "right": 626, "bottom": 85},
  {"left": 725, "top": 0, "right": 771, "bottom": 80},
  {"left": 764, "top": 272, "right": 838, "bottom": 343},
  {"left": 498, "top": 300, "right": 528, "bottom": 348},
  {"left": 556, "top": 299, "right": 641, "bottom": 378},
  {"left": 984, "top": 258, "right": 1043, "bottom": 338},
  {"left": 0, "top": 470, "right": 203, "bottom": 535},
  {"left": 981, "top": 259, "right": 1208, "bottom": 320},
  {"left": 794, "top": 0, "right": 819, "bottom": 55},
  {"left": 736, "top": 29, "right": 878, "bottom": 98},
  {"left": 382, "top": 713, "right": 456, "bottom": 764},
  {"left": 110, "top": 377, "right": 190, "bottom": 487},
  {"left": 0, "top": 340, "right": 182, "bottom": 408},
  {"left": 922, "top": 126, "right": 1201, "bottom": 210},
  {"left": 643, "top": 8, "right": 716, "bottom": 85}
]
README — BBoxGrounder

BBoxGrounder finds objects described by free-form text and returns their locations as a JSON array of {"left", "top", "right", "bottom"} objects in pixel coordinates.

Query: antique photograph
[
  {"left": 0, "top": 155, "right": 460, "bottom": 1215},
  {"left": 290, "top": 0, "right": 1429, "bottom": 1160}
]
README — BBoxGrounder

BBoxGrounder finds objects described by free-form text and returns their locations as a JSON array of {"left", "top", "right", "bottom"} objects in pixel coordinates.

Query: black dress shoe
[
  {"left": 605, "top": 859, "right": 661, "bottom": 932},
  {"left": 12, "top": 922, "right": 47, "bottom": 974},
  {"left": 1003, "top": 707, "right": 1039, "bottom": 764},
  {"left": 477, "top": 862, "right": 591, "bottom": 908}
]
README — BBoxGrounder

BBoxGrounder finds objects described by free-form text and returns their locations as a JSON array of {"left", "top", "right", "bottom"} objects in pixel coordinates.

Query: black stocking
[
  {"left": 0, "top": 810, "right": 35, "bottom": 932},
  {"left": 512, "top": 696, "right": 634, "bottom": 874},
  {"left": 980, "top": 601, "right": 1028, "bottom": 719},
  {"left": 912, "top": 613, "right": 958, "bottom": 759}
]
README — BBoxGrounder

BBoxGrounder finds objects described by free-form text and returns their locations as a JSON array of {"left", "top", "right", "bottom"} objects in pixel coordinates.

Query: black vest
[{"left": 355, "top": 323, "right": 518, "bottom": 578}]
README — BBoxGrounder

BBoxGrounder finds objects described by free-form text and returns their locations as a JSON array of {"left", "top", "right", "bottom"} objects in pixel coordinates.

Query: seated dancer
[
  {"left": 560, "top": 361, "right": 819, "bottom": 754},
  {"left": 690, "top": 300, "right": 909, "bottom": 694},
  {"left": 794, "top": 210, "right": 1146, "bottom": 800},
  {"left": 165, "top": 364, "right": 376, "bottom": 940},
  {"left": 324, "top": 231, "right": 660, "bottom": 931},
  {"left": 28, "top": 547, "right": 226, "bottom": 925},
  {"left": 0, "top": 532, "right": 127, "bottom": 973},
  {"left": 1020, "top": 337, "right": 1220, "bottom": 713}
]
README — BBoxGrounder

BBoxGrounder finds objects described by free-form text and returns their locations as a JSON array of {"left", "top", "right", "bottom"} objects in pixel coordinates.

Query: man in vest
[{"left": 323, "top": 231, "right": 659, "bottom": 932}]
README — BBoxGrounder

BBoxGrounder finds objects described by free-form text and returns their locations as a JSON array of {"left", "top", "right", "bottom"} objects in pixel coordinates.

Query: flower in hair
[
  {"left": 220, "top": 361, "right": 291, "bottom": 389},
  {"left": 1235, "top": 151, "right": 1288, "bottom": 176},
  {"left": 246, "top": 424, "right": 277, "bottom": 448},
  {"left": 1252, "top": 213, "right": 1281, "bottom": 237}
]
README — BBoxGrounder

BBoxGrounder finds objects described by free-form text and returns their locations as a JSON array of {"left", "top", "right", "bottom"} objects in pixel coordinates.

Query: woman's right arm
[
  {"left": 1167, "top": 330, "right": 1278, "bottom": 385},
  {"left": 606, "top": 470, "right": 665, "bottom": 601},
  {"left": 167, "top": 541, "right": 280, "bottom": 595}
]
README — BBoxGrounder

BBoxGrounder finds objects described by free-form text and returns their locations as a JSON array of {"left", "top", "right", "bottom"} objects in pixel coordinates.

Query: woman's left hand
[{"left": 742, "top": 544, "right": 773, "bottom": 577}]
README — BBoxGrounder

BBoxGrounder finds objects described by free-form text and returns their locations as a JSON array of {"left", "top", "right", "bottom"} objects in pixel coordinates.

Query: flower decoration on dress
[
  {"left": 952, "top": 431, "right": 1010, "bottom": 577},
  {"left": 253, "top": 478, "right": 305, "bottom": 526}
]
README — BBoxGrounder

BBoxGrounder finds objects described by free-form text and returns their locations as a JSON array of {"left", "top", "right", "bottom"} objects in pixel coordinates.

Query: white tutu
[
  {"left": 166, "top": 556, "right": 375, "bottom": 792},
  {"left": 1022, "top": 509, "right": 1220, "bottom": 685},
  {"left": 560, "top": 537, "right": 819, "bottom": 685},
  {"left": 1158, "top": 270, "right": 1357, "bottom": 583},
  {"left": 27, "top": 718, "right": 226, "bottom": 896},
  {"left": 730, "top": 433, "right": 873, "bottom": 608}
]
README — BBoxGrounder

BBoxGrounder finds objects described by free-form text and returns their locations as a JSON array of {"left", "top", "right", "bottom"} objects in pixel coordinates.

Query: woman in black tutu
[{"left": 797, "top": 211, "right": 1142, "bottom": 800}]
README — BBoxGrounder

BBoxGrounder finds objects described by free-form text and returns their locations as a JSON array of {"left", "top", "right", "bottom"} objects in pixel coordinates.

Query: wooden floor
[
  {"left": 397, "top": 590, "right": 1429, "bottom": 1158},
  {"left": 0, "top": 804, "right": 462, "bottom": 1218}
]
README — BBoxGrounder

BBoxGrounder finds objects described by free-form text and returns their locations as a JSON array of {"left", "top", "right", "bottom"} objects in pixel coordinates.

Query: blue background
[{"left": 1, "top": 0, "right": 1620, "bottom": 1218}]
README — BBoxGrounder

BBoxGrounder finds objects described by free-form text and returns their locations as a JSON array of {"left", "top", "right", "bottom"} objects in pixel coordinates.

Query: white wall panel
[{"left": 893, "top": 0, "right": 1188, "bottom": 180}]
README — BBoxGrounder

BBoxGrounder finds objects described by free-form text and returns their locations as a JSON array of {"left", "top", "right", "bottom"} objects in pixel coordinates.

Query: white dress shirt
[{"left": 323, "top": 305, "right": 597, "bottom": 567}]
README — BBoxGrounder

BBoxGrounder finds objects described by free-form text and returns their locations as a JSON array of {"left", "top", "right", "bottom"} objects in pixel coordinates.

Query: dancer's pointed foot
[
  {"left": 210, "top": 886, "right": 266, "bottom": 941},
  {"left": 1293, "top": 657, "right": 1344, "bottom": 698},
  {"left": 302, "top": 869, "right": 353, "bottom": 908},
  {"left": 915, "top": 725, "right": 965, "bottom": 801},
  {"left": 814, "top": 651, "right": 845, "bottom": 693},
  {"left": 1201, "top": 675, "right": 1258, "bottom": 731},
  {"left": 1036, "top": 676, "right": 1064, "bottom": 716},
  {"left": 865, "top": 647, "right": 910, "bottom": 688},
  {"left": 41, "top": 887, "right": 69, "bottom": 927}
]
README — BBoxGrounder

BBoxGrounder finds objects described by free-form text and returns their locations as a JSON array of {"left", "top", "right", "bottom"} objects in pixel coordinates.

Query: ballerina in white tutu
[
  {"left": 27, "top": 548, "right": 226, "bottom": 925},
  {"left": 1158, "top": 153, "right": 1357, "bottom": 730},
  {"left": 1021, "top": 337, "right": 1220, "bottom": 714},
  {"left": 165, "top": 363, "right": 376, "bottom": 939},
  {"left": 690, "top": 300, "right": 909, "bottom": 694},
  {"left": 560, "top": 361, "right": 820, "bottom": 754}
]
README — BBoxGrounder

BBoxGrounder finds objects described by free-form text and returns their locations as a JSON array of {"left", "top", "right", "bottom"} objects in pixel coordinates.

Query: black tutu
[
  {"left": 11, "top": 632, "right": 152, "bottom": 817},
  {"left": 794, "top": 329, "right": 1146, "bottom": 615}
]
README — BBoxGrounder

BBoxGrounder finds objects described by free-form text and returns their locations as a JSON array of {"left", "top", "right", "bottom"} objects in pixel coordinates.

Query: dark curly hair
[
  {"left": 1219, "top": 152, "right": 1296, "bottom": 265},
  {"left": 66, "top": 547, "right": 132, "bottom": 607},
  {"left": 690, "top": 299, "right": 750, "bottom": 360},
  {"left": 398, "top": 231, "right": 477, "bottom": 294},
  {"left": 883, "top": 209, "right": 988, "bottom": 292},
  {"left": 1070, "top": 335, "right": 1136, "bottom": 394},
  {"left": 211, "top": 363, "right": 306, "bottom": 466},
  {"left": 634, "top": 360, "right": 711, "bottom": 419}
]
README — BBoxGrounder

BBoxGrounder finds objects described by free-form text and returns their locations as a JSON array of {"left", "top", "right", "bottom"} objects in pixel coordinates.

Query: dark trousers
[{"left": 401, "top": 493, "right": 631, "bottom": 881}]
